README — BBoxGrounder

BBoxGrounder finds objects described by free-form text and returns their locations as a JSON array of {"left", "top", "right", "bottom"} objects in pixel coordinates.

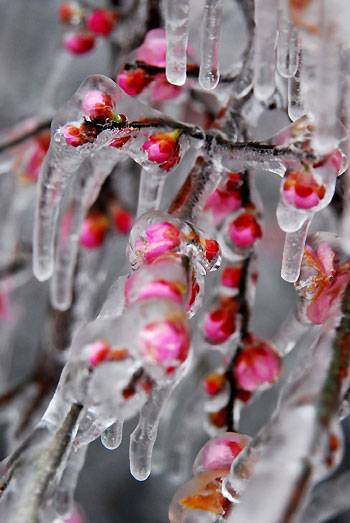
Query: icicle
[
  {"left": 164, "top": 0, "right": 190, "bottom": 86},
  {"left": 50, "top": 152, "right": 118, "bottom": 311},
  {"left": 33, "top": 148, "right": 84, "bottom": 282},
  {"left": 277, "top": 7, "right": 299, "bottom": 79},
  {"left": 136, "top": 167, "right": 166, "bottom": 218},
  {"left": 311, "top": 31, "right": 340, "bottom": 155},
  {"left": 281, "top": 218, "right": 310, "bottom": 283},
  {"left": 101, "top": 419, "right": 124, "bottom": 450},
  {"left": 199, "top": 0, "right": 224, "bottom": 91},
  {"left": 54, "top": 445, "right": 87, "bottom": 517},
  {"left": 269, "top": 308, "right": 312, "bottom": 356},
  {"left": 232, "top": 49, "right": 254, "bottom": 99},
  {"left": 129, "top": 381, "right": 175, "bottom": 481},
  {"left": 253, "top": 0, "right": 278, "bottom": 101},
  {"left": 287, "top": 50, "right": 304, "bottom": 121}
]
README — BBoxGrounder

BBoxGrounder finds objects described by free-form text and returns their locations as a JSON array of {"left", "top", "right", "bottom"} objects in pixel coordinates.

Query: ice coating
[
  {"left": 33, "top": 74, "right": 202, "bottom": 306},
  {"left": 193, "top": 432, "right": 251, "bottom": 475},
  {"left": 199, "top": 0, "right": 224, "bottom": 90},
  {"left": 3, "top": 2, "right": 350, "bottom": 521},
  {"left": 224, "top": 280, "right": 350, "bottom": 522},
  {"left": 169, "top": 432, "right": 251, "bottom": 521}
]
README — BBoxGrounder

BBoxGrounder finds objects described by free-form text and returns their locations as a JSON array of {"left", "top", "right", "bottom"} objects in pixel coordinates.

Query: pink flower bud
[
  {"left": 88, "top": 339, "right": 112, "bottom": 367},
  {"left": 204, "top": 305, "right": 237, "bottom": 344},
  {"left": 63, "top": 31, "right": 95, "bottom": 54},
  {"left": 221, "top": 265, "right": 242, "bottom": 289},
  {"left": 117, "top": 68, "right": 151, "bottom": 96},
  {"left": 112, "top": 206, "right": 133, "bottom": 234},
  {"left": 142, "top": 130, "right": 180, "bottom": 166},
  {"left": 203, "top": 373, "right": 226, "bottom": 395},
  {"left": 282, "top": 169, "right": 325, "bottom": 210},
  {"left": 228, "top": 212, "right": 262, "bottom": 248},
  {"left": 151, "top": 73, "right": 182, "bottom": 103},
  {"left": 87, "top": 9, "right": 117, "bottom": 36},
  {"left": 79, "top": 210, "right": 109, "bottom": 248},
  {"left": 204, "top": 173, "right": 242, "bottom": 225},
  {"left": 136, "top": 221, "right": 181, "bottom": 262},
  {"left": 136, "top": 29, "right": 168, "bottom": 67},
  {"left": 202, "top": 437, "right": 245, "bottom": 472},
  {"left": 138, "top": 280, "right": 185, "bottom": 304},
  {"left": 63, "top": 125, "right": 87, "bottom": 147},
  {"left": 140, "top": 319, "right": 190, "bottom": 373},
  {"left": 234, "top": 342, "right": 280, "bottom": 391},
  {"left": 82, "top": 90, "right": 113, "bottom": 121}
]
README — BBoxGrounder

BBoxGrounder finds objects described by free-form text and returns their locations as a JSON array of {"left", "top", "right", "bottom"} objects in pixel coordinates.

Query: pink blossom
[
  {"left": 87, "top": 9, "right": 117, "bottom": 36},
  {"left": 299, "top": 242, "right": 350, "bottom": 324},
  {"left": 117, "top": 68, "right": 151, "bottom": 97},
  {"left": 228, "top": 212, "right": 262, "bottom": 248},
  {"left": 136, "top": 221, "right": 180, "bottom": 262},
  {"left": 63, "top": 125, "right": 87, "bottom": 147},
  {"left": 282, "top": 169, "right": 325, "bottom": 210},
  {"left": 140, "top": 319, "right": 190, "bottom": 372},
  {"left": 221, "top": 265, "right": 242, "bottom": 289},
  {"left": 234, "top": 342, "right": 280, "bottom": 391},
  {"left": 142, "top": 130, "right": 180, "bottom": 165},
  {"left": 203, "top": 373, "right": 226, "bottom": 396},
  {"left": 151, "top": 74, "right": 182, "bottom": 103},
  {"left": 140, "top": 280, "right": 184, "bottom": 304},
  {"left": 204, "top": 305, "right": 237, "bottom": 344},
  {"left": 81, "top": 90, "right": 113, "bottom": 121},
  {"left": 136, "top": 29, "right": 168, "bottom": 67},
  {"left": 63, "top": 31, "right": 95, "bottom": 55},
  {"left": 202, "top": 437, "right": 244, "bottom": 472},
  {"left": 20, "top": 132, "right": 50, "bottom": 183},
  {"left": 205, "top": 189, "right": 241, "bottom": 226},
  {"left": 112, "top": 206, "right": 133, "bottom": 234},
  {"left": 88, "top": 340, "right": 111, "bottom": 367},
  {"left": 79, "top": 210, "right": 109, "bottom": 249}
]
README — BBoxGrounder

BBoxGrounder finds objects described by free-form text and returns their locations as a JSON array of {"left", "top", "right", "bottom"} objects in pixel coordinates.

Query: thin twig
[{"left": 4, "top": 403, "right": 82, "bottom": 523}]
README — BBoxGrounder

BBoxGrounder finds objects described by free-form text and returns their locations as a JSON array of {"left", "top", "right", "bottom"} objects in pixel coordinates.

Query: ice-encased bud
[
  {"left": 127, "top": 211, "right": 221, "bottom": 273},
  {"left": 295, "top": 233, "right": 350, "bottom": 324},
  {"left": 169, "top": 432, "right": 251, "bottom": 521},
  {"left": 220, "top": 209, "right": 262, "bottom": 261},
  {"left": 192, "top": 432, "right": 251, "bottom": 475},
  {"left": 124, "top": 257, "right": 188, "bottom": 307}
]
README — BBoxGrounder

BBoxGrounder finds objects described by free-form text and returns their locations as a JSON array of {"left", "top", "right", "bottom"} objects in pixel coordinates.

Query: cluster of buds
[
  {"left": 117, "top": 29, "right": 195, "bottom": 103},
  {"left": 203, "top": 171, "right": 263, "bottom": 259},
  {"left": 169, "top": 432, "right": 251, "bottom": 521},
  {"left": 63, "top": 89, "right": 126, "bottom": 147},
  {"left": 204, "top": 334, "right": 281, "bottom": 431},
  {"left": 128, "top": 212, "right": 220, "bottom": 317},
  {"left": 78, "top": 202, "right": 133, "bottom": 250},
  {"left": 62, "top": 88, "right": 184, "bottom": 175},
  {"left": 59, "top": 2, "right": 119, "bottom": 55}
]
